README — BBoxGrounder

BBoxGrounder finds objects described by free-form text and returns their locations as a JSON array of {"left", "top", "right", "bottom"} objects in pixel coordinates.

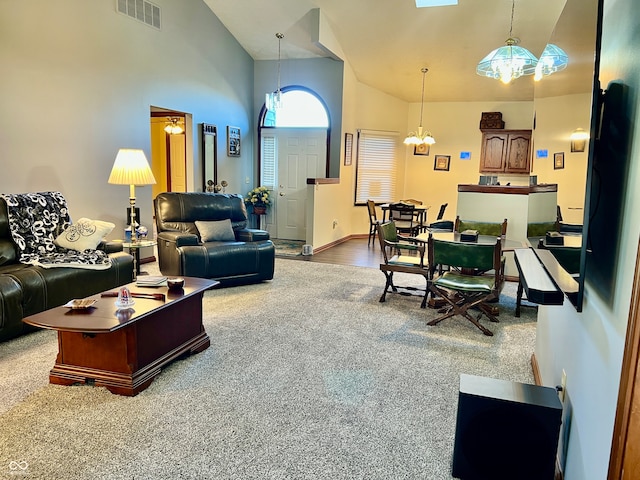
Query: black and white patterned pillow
[{"left": 1, "top": 191, "right": 71, "bottom": 256}]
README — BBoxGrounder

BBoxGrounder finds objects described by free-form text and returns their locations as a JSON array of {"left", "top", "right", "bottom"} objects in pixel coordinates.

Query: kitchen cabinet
[{"left": 480, "top": 129, "right": 532, "bottom": 174}]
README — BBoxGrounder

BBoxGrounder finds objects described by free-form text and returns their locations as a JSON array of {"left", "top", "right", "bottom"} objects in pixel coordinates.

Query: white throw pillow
[
  {"left": 195, "top": 219, "right": 236, "bottom": 242},
  {"left": 55, "top": 217, "right": 115, "bottom": 251}
]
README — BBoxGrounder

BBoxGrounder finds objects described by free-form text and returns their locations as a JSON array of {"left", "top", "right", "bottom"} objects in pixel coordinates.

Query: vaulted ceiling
[{"left": 203, "top": 0, "right": 598, "bottom": 104}]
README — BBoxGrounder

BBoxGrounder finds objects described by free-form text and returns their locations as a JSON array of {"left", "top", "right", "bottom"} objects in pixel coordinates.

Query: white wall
[
  {"left": 535, "top": 0, "right": 640, "bottom": 478},
  {"left": 0, "top": 0, "right": 254, "bottom": 235}
]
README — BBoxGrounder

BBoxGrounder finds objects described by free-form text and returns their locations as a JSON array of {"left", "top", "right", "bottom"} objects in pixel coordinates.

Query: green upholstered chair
[
  {"left": 526, "top": 221, "right": 559, "bottom": 237},
  {"left": 454, "top": 216, "right": 508, "bottom": 237},
  {"left": 428, "top": 203, "right": 453, "bottom": 231},
  {"left": 427, "top": 234, "right": 504, "bottom": 336},
  {"left": 376, "top": 221, "right": 430, "bottom": 308},
  {"left": 527, "top": 221, "right": 580, "bottom": 274}
]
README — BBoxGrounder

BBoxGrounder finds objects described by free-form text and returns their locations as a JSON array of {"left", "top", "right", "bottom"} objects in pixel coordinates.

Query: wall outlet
[
  {"left": 245, "top": 177, "right": 250, "bottom": 184},
  {"left": 559, "top": 369, "right": 567, "bottom": 402}
]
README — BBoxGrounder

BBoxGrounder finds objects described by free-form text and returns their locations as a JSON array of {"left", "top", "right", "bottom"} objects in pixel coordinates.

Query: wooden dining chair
[
  {"left": 427, "top": 234, "right": 504, "bottom": 336},
  {"left": 366, "top": 199, "right": 380, "bottom": 247},
  {"left": 376, "top": 221, "right": 430, "bottom": 308},
  {"left": 388, "top": 203, "right": 420, "bottom": 237}
]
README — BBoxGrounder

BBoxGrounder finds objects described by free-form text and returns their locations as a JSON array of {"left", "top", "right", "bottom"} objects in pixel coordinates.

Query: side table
[{"left": 122, "top": 239, "right": 157, "bottom": 278}]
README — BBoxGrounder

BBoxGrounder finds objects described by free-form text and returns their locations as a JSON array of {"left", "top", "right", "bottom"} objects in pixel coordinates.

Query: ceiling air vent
[{"left": 116, "top": 0, "right": 161, "bottom": 30}]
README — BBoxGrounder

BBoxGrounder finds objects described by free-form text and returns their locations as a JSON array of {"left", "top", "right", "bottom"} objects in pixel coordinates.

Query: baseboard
[
  {"left": 531, "top": 353, "right": 564, "bottom": 480},
  {"left": 313, "top": 235, "right": 358, "bottom": 254}
]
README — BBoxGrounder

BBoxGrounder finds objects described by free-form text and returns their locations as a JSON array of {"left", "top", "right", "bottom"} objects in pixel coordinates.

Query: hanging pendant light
[
  {"left": 265, "top": 33, "right": 284, "bottom": 112},
  {"left": 164, "top": 117, "right": 184, "bottom": 135},
  {"left": 476, "top": 0, "right": 538, "bottom": 84},
  {"left": 404, "top": 67, "right": 435, "bottom": 146},
  {"left": 534, "top": 43, "right": 569, "bottom": 81}
]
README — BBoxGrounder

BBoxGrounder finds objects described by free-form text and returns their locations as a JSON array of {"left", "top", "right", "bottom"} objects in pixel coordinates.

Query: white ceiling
[{"left": 203, "top": 0, "right": 599, "bottom": 103}]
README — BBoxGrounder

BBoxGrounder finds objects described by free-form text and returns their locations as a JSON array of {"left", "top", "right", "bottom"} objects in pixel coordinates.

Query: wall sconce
[{"left": 570, "top": 128, "right": 589, "bottom": 152}]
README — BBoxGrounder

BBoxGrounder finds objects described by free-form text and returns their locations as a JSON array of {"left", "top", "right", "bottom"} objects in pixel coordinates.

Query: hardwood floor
[{"left": 281, "top": 236, "right": 384, "bottom": 269}]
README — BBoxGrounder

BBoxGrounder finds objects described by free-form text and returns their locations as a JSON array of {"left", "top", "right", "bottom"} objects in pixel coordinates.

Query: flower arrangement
[{"left": 245, "top": 186, "right": 271, "bottom": 211}]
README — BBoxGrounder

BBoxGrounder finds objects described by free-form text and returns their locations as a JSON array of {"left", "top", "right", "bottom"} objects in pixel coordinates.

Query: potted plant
[{"left": 245, "top": 186, "right": 271, "bottom": 215}]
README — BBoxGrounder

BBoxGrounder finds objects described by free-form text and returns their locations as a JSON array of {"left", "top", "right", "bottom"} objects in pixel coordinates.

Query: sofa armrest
[
  {"left": 236, "top": 228, "right": 270, "bottom": 242},
  {"left": 97, "top": 240, "right": 124, "bottom": 254},
  {"left": 158, "top": 231, "right": 200, "bottom": 247}
]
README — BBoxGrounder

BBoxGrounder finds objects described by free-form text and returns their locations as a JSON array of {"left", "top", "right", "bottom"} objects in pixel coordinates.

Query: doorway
[
  {"left": 150, "top": 109, "right": 188, "bottom": 199},
  {"left": 258, "top": 88, "right": 330, "bottom": 241}
]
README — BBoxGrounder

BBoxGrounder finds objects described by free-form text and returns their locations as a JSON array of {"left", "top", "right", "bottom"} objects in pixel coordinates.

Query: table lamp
[{"left": 108, "top": 149, "right": 156, "bottom": 243}]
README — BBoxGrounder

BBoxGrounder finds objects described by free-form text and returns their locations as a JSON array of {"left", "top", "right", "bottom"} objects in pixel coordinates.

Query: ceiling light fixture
[
  {"left": 476, "top": 0, "right": 538, "bottom": 84},
  {"left": 265, "top": 33, "right": 285, "bottom": 112},
  {"left": 164, "top": 117, "right": 184, "bottom": 135},
  {"left": 534, "top": 43, "right": 569, "bottom": 81},
  {"left": 404, "top": 67, "right": 435, "bottom": 146}
]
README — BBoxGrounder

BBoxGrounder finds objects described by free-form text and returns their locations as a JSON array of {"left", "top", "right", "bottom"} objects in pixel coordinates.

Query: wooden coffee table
[{"left": 23, "top": 277, "right": 218, "bottom": 396}]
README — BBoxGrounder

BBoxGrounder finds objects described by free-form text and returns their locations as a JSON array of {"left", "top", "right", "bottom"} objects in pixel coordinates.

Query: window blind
[
  {"left": 354, "top": 129, "right": 399, "bottom": 205},
  {"left": 261, "top": 135, "right": 276, "bottom": 189}
]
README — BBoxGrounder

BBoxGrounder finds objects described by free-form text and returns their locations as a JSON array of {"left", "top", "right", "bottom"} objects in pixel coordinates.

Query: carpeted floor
[{"left": 0, "top": 259, "right": 537, "bottom": 479}]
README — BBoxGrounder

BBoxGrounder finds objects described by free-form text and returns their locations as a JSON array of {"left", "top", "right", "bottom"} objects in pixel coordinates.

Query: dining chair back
[
  {"left": 526, "top": 221, "right": 559, "bottom": 237},
  {"left": 376, "top": 221, "right": 430, "bottom": 308},
  {"left": 427, "top": 234, "right": 504, "bottom": 336},
  {"left": 436, "top": 203, "right": 448, "bottom": 221},
  {"left": 366, "top": 199, "right": 380, "bottom": 246},
  {"left": 455, "top": 217, "right": 508, "bottom": 237},
  {"left": 389, "top": 203, "right": 420, "bottom": 237}
]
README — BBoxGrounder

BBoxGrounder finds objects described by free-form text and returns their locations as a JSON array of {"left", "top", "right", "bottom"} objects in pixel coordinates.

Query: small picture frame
[
  {"left": 554, "top": 152, "right": 565, "bottom": 170},
  {"left": 227, "top": 126, "right": 240, "bottom": 157},
  {"left": 434, "top": 155, "right": 450, "bottom": 171},
  {"left": 344, "top": 133, "right": 353, "bottom": 166},
  {"left": 414, "top": 143, "right": 430, "bottom": 156}
]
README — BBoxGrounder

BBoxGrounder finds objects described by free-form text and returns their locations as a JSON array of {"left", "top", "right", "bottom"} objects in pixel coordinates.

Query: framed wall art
[
  {"left": 554, "top": 152, "right": 565, "bottom": 170},
  {"left": 414, "top": 143, "right": 430, "bottom": 156},
  {"left": 227, "top": 126, "right": 241, "bottom": 157},
  {"left": 344, "top": 133, "right": 353, "bottom": 166},
  {"left": 434, "top": 155, "right": 451, "bottom": 171}
]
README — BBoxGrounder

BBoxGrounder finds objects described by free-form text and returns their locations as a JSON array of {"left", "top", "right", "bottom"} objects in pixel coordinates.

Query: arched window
[{"left": 263, "top": 88, "right": 329, "bottom": 128}]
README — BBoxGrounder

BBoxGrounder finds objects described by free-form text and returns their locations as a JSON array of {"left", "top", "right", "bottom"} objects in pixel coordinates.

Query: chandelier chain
[
  {"left": 276, "top": 32, "right": 284, "bottom": 94},
  {"left": 419, "top": 68, "right": 427, "bottom": 128},
  {"left": 509, "top": 0, "right": 514, "bottom": 38}
]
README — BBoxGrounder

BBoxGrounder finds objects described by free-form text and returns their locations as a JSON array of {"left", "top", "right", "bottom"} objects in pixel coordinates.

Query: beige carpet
[{"left": 0, "top": 259, "right": 537, "bottom": 479}]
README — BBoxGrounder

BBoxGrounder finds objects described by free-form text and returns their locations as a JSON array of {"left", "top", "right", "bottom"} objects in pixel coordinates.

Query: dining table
[{"left": 414, "top": 231, "right": 523, "bottom": 251}]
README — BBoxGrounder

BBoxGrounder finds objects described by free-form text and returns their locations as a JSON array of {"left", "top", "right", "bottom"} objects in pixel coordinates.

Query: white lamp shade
[{"left": 108, "top": 149, "right": 157, "bottom": 186}]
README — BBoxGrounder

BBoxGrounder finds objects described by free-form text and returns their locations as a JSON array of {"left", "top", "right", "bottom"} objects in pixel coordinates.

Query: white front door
[{"left": 262, "top": 128, "right": 326, "bottom": 240}]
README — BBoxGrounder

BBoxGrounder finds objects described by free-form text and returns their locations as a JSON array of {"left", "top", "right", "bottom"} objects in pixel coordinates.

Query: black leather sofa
[
  {"left": 154, "top": 192, "right": 275, "bottom": 285},
  {"left": 0, "top": 197, "right": 134, "bottom": 342}
]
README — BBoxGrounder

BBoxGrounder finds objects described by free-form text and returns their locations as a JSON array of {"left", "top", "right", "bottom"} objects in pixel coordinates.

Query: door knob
[{"left": 279, "top": 192, "right": 285, "bottom": 196}]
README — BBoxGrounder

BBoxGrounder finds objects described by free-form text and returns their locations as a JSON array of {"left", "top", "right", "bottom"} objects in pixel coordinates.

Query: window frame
[{"left": 354, "top": 129, "right": 400, "bottom": 206}]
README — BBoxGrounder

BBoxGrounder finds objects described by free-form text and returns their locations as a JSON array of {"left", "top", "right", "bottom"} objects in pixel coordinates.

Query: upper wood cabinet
[{"left": 480, "top": 129, "right": 532, "bottom": 174}]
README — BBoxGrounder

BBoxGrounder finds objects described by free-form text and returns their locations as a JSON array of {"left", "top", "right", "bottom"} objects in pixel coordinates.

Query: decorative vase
[{"left": 253, "top": 206, "right": 266, "bottom": 215}]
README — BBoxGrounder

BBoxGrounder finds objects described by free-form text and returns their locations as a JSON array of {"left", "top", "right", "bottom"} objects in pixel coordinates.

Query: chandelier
[
  {"left": 534, "top": 43, "right": 569, "bottom": 81},
  {"left": 404, "top": 67, "right": 435, "bottom": 146},
  {"left": 476, "top": 0, "right": 538, "bottom": 84},
  {"left": 265, "top": 33, "right": 285, "bottom": 112},
  {"left": 164, "top": 117, "right": 184, "bottom": 135}
]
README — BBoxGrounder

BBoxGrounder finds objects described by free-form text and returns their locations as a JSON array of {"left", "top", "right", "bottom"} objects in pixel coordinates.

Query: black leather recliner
[{"left": 154, "top": 192, "right": 275, "bottom": 286}]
